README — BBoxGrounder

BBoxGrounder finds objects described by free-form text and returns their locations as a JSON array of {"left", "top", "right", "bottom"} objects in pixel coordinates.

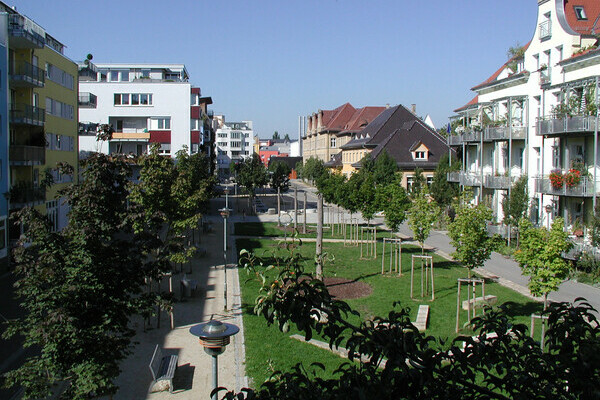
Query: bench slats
[{"left": 149, "top": 344, "right": 178, "bottom": 393}]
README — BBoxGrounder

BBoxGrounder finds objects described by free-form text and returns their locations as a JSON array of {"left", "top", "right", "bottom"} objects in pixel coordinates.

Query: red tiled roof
[
  {"left": 454, "top": 95, "right": 479, "bottom": 113},
  {"left": 341, "top": 106, "right": 386, "bottom": 134},
  {"left": 471, "top": 42, "right": 531, "bottom": 90},
  {"left": 324, "top": 103, "right": 356, "bottom": 131},
  {"left": 564, "top": 0, "right": 600, "bottom": 35},
  {"left": 559, "top": 46, "right": 600, "bottom": 64}
]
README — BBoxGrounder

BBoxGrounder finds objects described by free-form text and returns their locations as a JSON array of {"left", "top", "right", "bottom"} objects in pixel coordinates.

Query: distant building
[
  {"left": 337, "top": 104, "right": 451, "bottom": 190},
  {"left": 78, "top": 63, "right": 214, "bottom": 159},
  {"left": 302, "top": 103, "right": 386, "bottom": 163},
  {"left": 215, "top": 118, "right": 255, "bottom": 178}
]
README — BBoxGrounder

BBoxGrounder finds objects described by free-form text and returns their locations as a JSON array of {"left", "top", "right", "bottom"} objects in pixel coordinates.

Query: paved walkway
[{"left": 110, "top": 196, "right": 247, "bottom": 399}]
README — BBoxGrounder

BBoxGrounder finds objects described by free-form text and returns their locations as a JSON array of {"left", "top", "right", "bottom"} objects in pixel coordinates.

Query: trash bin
[{"left": 181, "top": 278, "right": 192, "bottom": 298}]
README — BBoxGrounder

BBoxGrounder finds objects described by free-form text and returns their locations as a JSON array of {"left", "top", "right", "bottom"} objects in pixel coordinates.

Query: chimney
[
  {"left": 386, "top": 103, "right": 390, "bottom": 108},
  {"left": 411, "top": 104, "right": 417, "bottom": 114}
]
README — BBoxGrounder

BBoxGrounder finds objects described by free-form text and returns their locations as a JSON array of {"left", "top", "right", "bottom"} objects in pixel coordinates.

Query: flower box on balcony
[
  {"left": 549, "top": 170, "right": 563, "bottom": 189},
  {"left": 564, "top": 169, "right": 581, "bottom": 188}
]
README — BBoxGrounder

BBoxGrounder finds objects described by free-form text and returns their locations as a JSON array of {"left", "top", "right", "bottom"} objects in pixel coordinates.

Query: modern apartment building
[
  {"left": 78, "top": 63, "right": 214, "bottom": 159},
  {"left": 302, "top": 103, "right": 386, "bottom": 163},
  {"left": 449, "top": 0, "right": 600, "bottom": 235},
  {"left": 214, "top": 118, "right": 254, "bottom": 178},
  {"left": 0, "top": 3, "right": 79, "bottom": 265}
]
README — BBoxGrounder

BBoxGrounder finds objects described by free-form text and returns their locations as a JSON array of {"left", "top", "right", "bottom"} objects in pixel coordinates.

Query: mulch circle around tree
[{"left": 323, "top": 277, "right": 372, "bottom": 299}]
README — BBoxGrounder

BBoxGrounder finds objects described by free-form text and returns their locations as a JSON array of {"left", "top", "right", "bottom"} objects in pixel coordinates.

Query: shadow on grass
[
  {"left": 235, "top": 222, "right": 269, "bottom": 236},
  {"left": 501, "top": 301, "right": 543, "bottom": 319}
]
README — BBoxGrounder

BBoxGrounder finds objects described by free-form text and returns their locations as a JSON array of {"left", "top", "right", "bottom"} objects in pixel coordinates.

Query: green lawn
[
  {"left": 236, "top": 231, "right": 544, "bottom": 387},
  {"left": 235, "top": 221, "right": 397, "bottom": 240}
]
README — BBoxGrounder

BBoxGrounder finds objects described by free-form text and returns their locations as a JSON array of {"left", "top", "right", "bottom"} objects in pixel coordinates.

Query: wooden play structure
[
  {"left": 360, "top": 226, "right": 377, "bottom": 259},
  {"left": 343, "top": 218, "right": 359, "bottom": 247},
  {"left": 381, "top": 238, "right": 402, "bottom": 275},
  {"left": 410, "top": 255, "right": 434, "bottom": 301}
]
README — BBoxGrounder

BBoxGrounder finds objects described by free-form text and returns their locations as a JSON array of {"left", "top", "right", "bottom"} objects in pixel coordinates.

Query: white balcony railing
[{"left": 539, "top": 19, "right": 551, "bottom": 40}]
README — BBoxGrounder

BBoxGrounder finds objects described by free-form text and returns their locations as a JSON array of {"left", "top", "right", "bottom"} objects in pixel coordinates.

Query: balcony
[
  {"left": 10, "top": 145, "right": 45, "bottom": 165},
  {"left": 7, "top": 14, "right": 45, "bottom": 48},
  {"left": 448, "top": 135, "right": 462, "bottom": 146},
  {"left": 8, "top": 183, "right": 45, "bottom": 210},
  {"left": 462, "top": 130, "right": 482, "bottom": 142},
  {"left": 78, "top": 92, "right": 97, "bottom": 108},
  {"left": 447, "top": 171, "right": 460, "bottom": 182},
  {"left": 111, "top": 131, "right": 151, "bottom": 141},
  {"left": 10, "top": 103, "right": 45, "bottom": 126},
  {"left": 79, "top": 122, "right": 99, "bottom": 136},
  {"left": 535, "top": 176, "right": 600, "bottom": 197},
  {"left": 484, "top": 125, "right": 527, "bottom": 141},
  {"left": 484, "top": 175, "right": 512, "bottom": 189},
  {"left": 459, "top": 172, "right": 482, "bottom": 187},
  {"left": 10, "top": 61, "right": 45, "bottom": 87},
  {"left": 537, "top": 115, "right": 597, "bottom": 136},
  {"left": 539, "top": 19, "right": 551, "bottom": 40}
]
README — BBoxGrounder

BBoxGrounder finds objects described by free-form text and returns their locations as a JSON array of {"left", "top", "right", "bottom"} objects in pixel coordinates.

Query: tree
[
  {"left": 448, "top": 195, "right": 496, "bottom": 278},
  {"left": 316, "top": 170, "right": 346, "bottom": 205},
  {"left": 430, "top": 154, "right": 460, "bottom": 209},
  {"left": 269, "top": 160, "right": 291, "bottom": 193},
  {"left": 236, "top": 154, "right": 268, "bottom": 211},
  {"left": 226, "top": 248, "right": 600, "bottom": 399},
  {"left": 410, "top": 167, "right": 426, "bottom": 195},
  {"left": 407, "top": 186, "right": 439, "bottom": 254},
  {"left": 590, "top": 202, "right": 600, "bottom": 247},
  {"left": 501, "top": 175, "right": 529, "bottom": 246},
  {"left": 372, "top": 150, "right": 398, "bottom": 186},
  {"left": 3, "top": 154, "right": 154, "bottom": 399},
  {"left": 514, "top": 218, "right": 573, "bottom": 309},
  {"left": 301, "top": 157, "right": 326, "bottom": 183},
  {"left": 375, "top": 172, "right": 410, "bottom": 232},
  {"left": 273, "top": 131, "right": 280, "bottom": 140},
  {"left": 356, "top": 174, "right": 378, "bottom": 223},
  {"left": 283, "top": 133, "right": 290, "bottom": 141}
]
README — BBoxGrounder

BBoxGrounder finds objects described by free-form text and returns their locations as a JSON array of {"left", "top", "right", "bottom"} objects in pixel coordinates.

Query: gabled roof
[
  {"left": 471, "top": 42, "right": 530, "bottom": 91},
  {"left": 322, "top": 103, "right": 356, "bottom": 132},
  {"left": 454, "top": 95, "right": 479, "bottom": 113},
  {"left": 338, "top": 106, "right": 386, "bottom": 135},
  {"left": 564, "top": 0, "right": 600, "bottom": 35},
  {"left": 324, "top": 152, "right": 342, "bottom": 167}
]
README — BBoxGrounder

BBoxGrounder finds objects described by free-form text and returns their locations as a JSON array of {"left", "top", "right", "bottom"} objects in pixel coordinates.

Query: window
[
  {"left": 110, "top": 71, "right": 119, "bottom": 81},
  {"left": 330, "top": 137, "right": 336, "bottom": 148},
  {"left": 131, "top": 94, "right": 139, "bottom": 105},
  {"left": 557, "top": 45, "right": 563, "bottom": 62},
  {"left": 45, "top": 97, "right": 74, "bottom": 120},
  {"left": 414, "top": 151, "right": 426, "bottom": 160},
  {"left": 231, "top": 132, "right": 241, "bottom": 139},
  {"left": 46, "top": 63, "right": 75, "bottom": 89},
  {"left": 574, "top": 6, "right": 587, "bottom": 20},
  {"left": 152, "top": 117, "right": 171, "bottom": 130},
  {"left": 121, "top": 71, "right": 129, "bottom": 81},
  {"left": 114, "top": 93, "right": 121, "bottom": 105},
  {"left": 115, "top": 93, "right": 150, "bottom": 106}
]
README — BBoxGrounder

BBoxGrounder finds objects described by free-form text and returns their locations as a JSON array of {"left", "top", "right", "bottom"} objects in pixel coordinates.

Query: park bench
[
  {"left": 461, "top": 295, "right": 497, "bottom": 310},
  {"left": 413, "top": 305, "right": 429, "bottom": 332},
  {"left": 149, "top": 344, "right": 178, "bottom": 393}
]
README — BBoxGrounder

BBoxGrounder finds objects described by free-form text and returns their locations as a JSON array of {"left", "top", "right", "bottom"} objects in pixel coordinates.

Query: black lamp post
[
  {"left": 190, "top": 319, "right": 239, "bottom": 400},
  {"left": 219, "top": 191, "right": 231, "bottom": 311}
]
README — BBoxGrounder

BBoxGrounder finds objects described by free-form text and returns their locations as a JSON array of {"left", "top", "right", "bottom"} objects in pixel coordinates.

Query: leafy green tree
[
  {"left": 316, "top": 170, "right": 346, "bottom": 205},
  {"left": 501, "top": 175, "right": 529, "bottom": 246},
  {"left": 302, "top": 157, "right": 326, "bottom": 183},
  {"left": 357, "top": 174, "right": 378, "bottom": 223},
  {"left": 236, "top": 153, "right": 268, "bottom": 210},
  {"left": 225, "top": 248, "right": 600, "bottom": 399},
  {"left": 448, "top": 195, "right": 496, "bottom": 278},
  {"left": 514, "top": 218, "right": 573, "bottom": 309},
  {"left": 372, "top": 150, "right": 398, "bottom": 186},
  {"left": 269, "top": 160, "right": 291, "bottom": 192},
  {"left": 3, "top": 154, "right": 153, "bottom": 399},
  {"left": 410, "top": 167, "right": 426, "bottom": 195},
  {"left": 407, "top": 186, "right": 439, "bottom": 254},
  {"left": 273, "top": 131, "right": 280, "bottom": 140},
  {"left": 284, "top": 133, "right": 290, "bottom": 141},
  {"left": 430, "top": 154, "right": 460, "bottom": 209},
  {"left": 376, "top": 172, "right": 410, "bottom": 232}
]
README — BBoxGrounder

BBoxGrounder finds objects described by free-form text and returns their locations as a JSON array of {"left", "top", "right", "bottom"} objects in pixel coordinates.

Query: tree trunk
[{"left": 316, "top": 193, "right": 323, "bottom": 280}]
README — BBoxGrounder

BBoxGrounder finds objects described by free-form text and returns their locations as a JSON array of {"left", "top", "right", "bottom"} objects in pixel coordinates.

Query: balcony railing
[
  {"left": 537, "top": 115, "right": 597, "bottom": 136},
  {"left": 539, "top": 19, "right": 551, "bottom": 40},
  {"left": 484, "top": 175, "right": 512, "bottom": 189},
  {"left": 10, "top": 145, "right": 45, "bottom": 165},
  {"left": 10, "top": 103, "right": 45, "bottom": 126},
  {"left": 10, "top": 60, "right": 45, "bottom": 87},
  {"left": 484, "top": 125, "right": 527, "bottom": 141},
  {"left": 462, "top": 131, "right": 482, "bottom": 142},
  {"left": 447, "top": 171, "right": 460, "bottom": 182},
  {"left": 535, "top": 176, "right": 600, "bottom": 197},
  {"left": 79, "top": 122, "right": 99, "bottom": 135},
  {"left": 459, "top": 172, "right": 482, "bottom": 187},
  {"left": 7, "top": 14, "right": 45, "bottom": 48},
  {"left": 8, "top": 184, "right": 45, "bottom": 209},
  {"left": 448, "top": 135, "right": 462, "bottom": 146},
  {"left": 78, "top": 92, "right": 97, "bottom": 108}
]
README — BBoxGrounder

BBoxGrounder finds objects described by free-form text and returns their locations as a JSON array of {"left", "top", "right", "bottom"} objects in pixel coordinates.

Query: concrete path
[{"left": 111, "top": 196, "right": 247, "bottom": 399}]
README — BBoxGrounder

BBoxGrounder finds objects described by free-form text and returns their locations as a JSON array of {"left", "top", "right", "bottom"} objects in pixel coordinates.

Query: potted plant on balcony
[
  {"left": 549, "top": 170, "right": 564, "bottom": 189},
  {"left": 564, "top": 169, "right": 582, "bottom": 188}
]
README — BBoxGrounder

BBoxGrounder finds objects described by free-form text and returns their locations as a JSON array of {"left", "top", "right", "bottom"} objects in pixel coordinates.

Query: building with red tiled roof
[
  {"left": 449, "top": 0, "right": 600, "bottom": 240},
  {"left": 302, "top": 103, "right": 385, "bottom": 163}
]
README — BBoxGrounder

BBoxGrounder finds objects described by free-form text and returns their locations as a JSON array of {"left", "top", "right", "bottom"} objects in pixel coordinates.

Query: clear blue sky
[{"left": 9, "top": 0, "right": 538, "bottom": 139}]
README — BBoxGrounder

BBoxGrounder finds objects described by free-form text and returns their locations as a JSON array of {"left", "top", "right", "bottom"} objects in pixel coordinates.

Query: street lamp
[
  {"left": 189, "top": 319, "right": 239, "bottom": 400},
  {"left": 545, "top": 203, "right": 553, "bottom": 230},
  {"left": 220, "top": 191, "right": 230, "bottom": 310},
  {"left": 280, "top": 212, "right": 293, "bottom": 242}
]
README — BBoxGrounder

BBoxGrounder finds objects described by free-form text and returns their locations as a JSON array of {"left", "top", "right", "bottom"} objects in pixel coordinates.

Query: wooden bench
[
  {"left": 149, "top": 344, "right": 178, "bottom": 393},
  {"left": 462, "top": 295, "right": 497, "bottom": 310},
  {"left": 413, "top": 305, "right": 429, "bottom": 332}
]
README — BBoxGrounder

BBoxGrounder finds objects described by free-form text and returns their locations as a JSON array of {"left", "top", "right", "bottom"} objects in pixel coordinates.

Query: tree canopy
[
  {"left": 269, "top": 160, "right": 292, "bottom": 192},
  {"left": 236, "top": 154, "right": 269, "bottom": 199},
  {"left": 407, "top": 186, "right": 439, "bottom": 253},
  {"left": 430, "top": 154, "right": 460, "bottom": 208}
]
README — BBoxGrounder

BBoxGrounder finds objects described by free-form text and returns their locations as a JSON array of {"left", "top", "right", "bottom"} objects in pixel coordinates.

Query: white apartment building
[
  {"left": 450, "top": 0, "right": 600, "bottom": 236},
  {"left": 215, "top": 118, "right": 255, "bottom": 178},
  {"left": 78, "top": 63, "right": 213, "bottom": 158}
]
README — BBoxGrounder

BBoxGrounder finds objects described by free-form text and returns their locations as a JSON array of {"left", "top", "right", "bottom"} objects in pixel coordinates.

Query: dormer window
[
  {"left": 574, "top": 6, "right": 587, "bottom": 20},
  {"left": 415, "top": 151, "right": 426, "bottom": 160},
  {"left": 410, "top": 141, "right": 429, "bottom": 161}
]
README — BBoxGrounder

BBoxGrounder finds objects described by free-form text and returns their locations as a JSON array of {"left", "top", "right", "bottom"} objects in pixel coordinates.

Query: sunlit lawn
[
  {"left": 236, "top": 226, "right": 544, "bottom": 387},
  {"left": 235, "top": 221, "right": 396, "bottom": 240}
]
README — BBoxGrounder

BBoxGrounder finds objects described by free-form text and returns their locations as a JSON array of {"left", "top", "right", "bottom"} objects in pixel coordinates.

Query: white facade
[
  {"left": 215, "top": 119, "right": 255, "bottom": 177},
  {"left": 451, "top": 0, "right": 600, "bottom": 234},
  {"left": 79, "top": 63, "right": 205, "bottom": 157}
]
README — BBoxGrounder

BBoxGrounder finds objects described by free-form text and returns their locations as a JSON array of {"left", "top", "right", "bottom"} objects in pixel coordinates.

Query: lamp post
[
  {"left": 220, "top": 188, "right": 231, "bottom": 311},
  {"left": 189, "top": 319, "right": 239, "bottom": 400},
  {"left": 280, "top": 212, "right": 293, "bottom": 242}
]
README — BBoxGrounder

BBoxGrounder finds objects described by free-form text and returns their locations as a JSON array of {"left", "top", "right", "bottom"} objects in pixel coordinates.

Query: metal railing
[
  {"left": 7, "top": 14, "right": 45, "bottom": 47},
  {"left": 459, "top": 172, "right": 482, "bottom": 187},
  {"left": 10, "top": 60, "right": 45, "bottom": 86},
  {"left": 537, "top": 115, "right": 597, "bottom": 136},
  {"left": 78, "top": 92, "right": 97, "bottom": 108},
  {"left": 462, "top": 131, "right": 482, "bottom": 142},
  {"left": 535, "top": 176, "right": 600, "bottom": 197},
  {"left": 10, "top": 103, "right": 45, "bottom": 126},
  {"left": 9, "top": 184, "right": 45, "bottom": 209},
  {"left": 447, "top": 171, "right": 460, "bottom": 182},
  {"left": 10, "top": 145, "right": 45, "bottom": 164},
  {"left": 448, "top": 135, "right": 462, "bottom": 145},
  {"left": 484, "top": 125, "right": 527, "bottom": 140},
  {"left": 539, "top": 19, "right": 551, "bottom": 40},
  {"left": 484, "top": 175, "right": 512, "bottom": 189}
]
